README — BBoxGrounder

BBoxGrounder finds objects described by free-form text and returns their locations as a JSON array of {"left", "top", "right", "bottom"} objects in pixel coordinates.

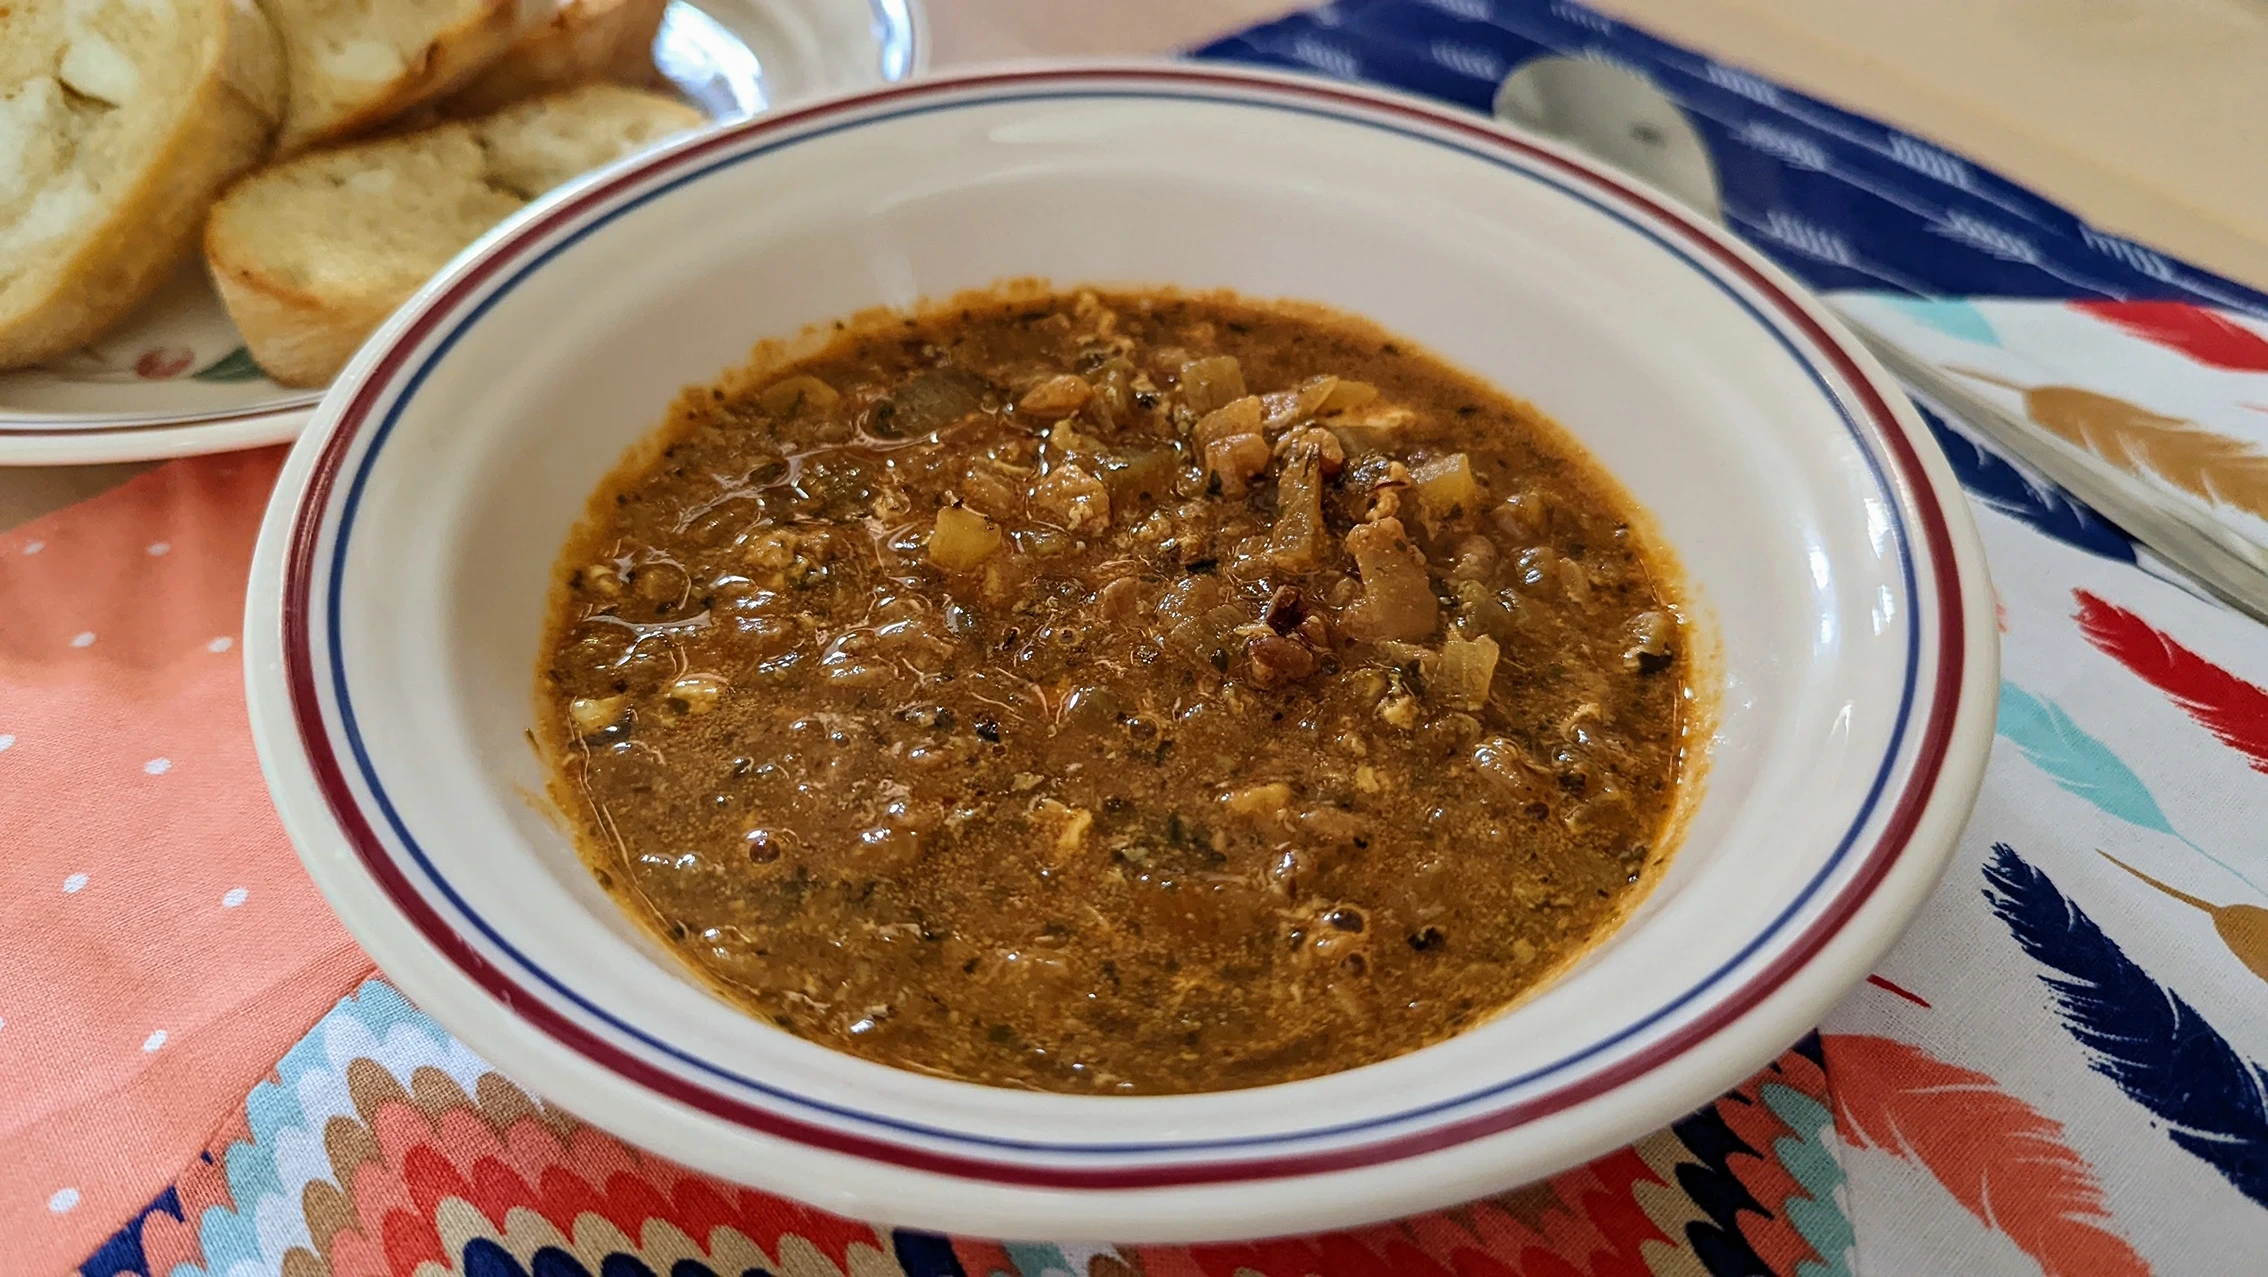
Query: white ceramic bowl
[{"left": 245, "top": 62, "right": 1997, "bottom": 1242}]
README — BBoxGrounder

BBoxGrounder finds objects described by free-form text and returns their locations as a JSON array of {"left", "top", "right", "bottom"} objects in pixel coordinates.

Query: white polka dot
[
  {"left": 69, "top": 631, "right": 94, "bottom": 648},
  {"left": 143, "top": 757, "right": 171, "bottom": 775},
  {"left": 221, "top": 887, "right": 248, "bottom": 908},
  {"left": 142, "top": 1029, "right": 168, "bottom": 1052},
  {"left": 63, "top": 873, "right": 87, "bottom": 893},
  {"left": 207, "top": 636, "right": 233, "bottom": 653},
  {"left": 146, "top": 541, "right": 170, "bottom": 556},
  {"left": 0, "top": 734, "right": 13, "bottom": 752},
  {"left": 0, "top": 1015, "right": 8, "bottom": 1029},
  {"left": 22, "top": 541, "right": 44, "bottom": 556},
  {"left": 47, "top": 1187, "right": 77, "bottom": 1214}
]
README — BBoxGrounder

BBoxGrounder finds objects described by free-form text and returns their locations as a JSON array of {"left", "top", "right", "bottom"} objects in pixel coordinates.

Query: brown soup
[{"left": 538, "top": 285, "right": 1691, "bottom": 1094}]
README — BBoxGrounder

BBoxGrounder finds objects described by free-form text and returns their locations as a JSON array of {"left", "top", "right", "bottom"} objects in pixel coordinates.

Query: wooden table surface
[{"left": 8, "top": 0, "right": 2267, "bottom": 528}]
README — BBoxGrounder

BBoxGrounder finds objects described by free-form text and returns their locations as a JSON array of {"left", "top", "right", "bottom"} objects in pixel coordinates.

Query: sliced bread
[
  {"left": 433, "top": 0, "right": 669, "bottom": 119},
  {"left": 0, "top": 0, "right": 284, "bottom": 369},
  {"left": 265, "top": 0, "right": 559, "bottom": 153},
  {"left": 205, "top": 82, "right": 703, "bottom": 385}
]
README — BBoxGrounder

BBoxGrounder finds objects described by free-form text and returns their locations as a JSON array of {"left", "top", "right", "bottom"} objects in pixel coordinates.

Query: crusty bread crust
[
  {"left": 208, "top": 84, "right": 701, "bottom": 387},
  {"left": 0, "top": 0, "right": 284, "bottom": 369},
  {"left": 434, "top": 0, "right": 668, "bottom": 119},
  {"left": 204, "top": 253, "right": 394, "bottom": 387},
  {"left": 275, "top": 0, "right": 557, "bottom": 153}
]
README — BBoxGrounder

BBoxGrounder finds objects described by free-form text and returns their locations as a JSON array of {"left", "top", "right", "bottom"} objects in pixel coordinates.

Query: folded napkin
[{"left": 15, "top": 3, "right": 2268, "bottom": 1275}]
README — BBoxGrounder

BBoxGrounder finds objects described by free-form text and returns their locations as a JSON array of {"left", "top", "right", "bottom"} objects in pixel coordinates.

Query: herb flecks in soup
[{"left": 539, "top": 287, "right": 1689, "bottom": 1094}]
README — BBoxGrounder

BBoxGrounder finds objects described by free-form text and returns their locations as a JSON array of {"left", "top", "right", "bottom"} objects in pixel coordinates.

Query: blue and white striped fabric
[{"left": 1191, "top": 0, "right": 2268, "bottom": 317}]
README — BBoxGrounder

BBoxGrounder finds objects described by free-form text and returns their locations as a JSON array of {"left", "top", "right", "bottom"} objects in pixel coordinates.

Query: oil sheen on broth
[{"left": 538, "top": 286, "right": 1690, "bottom": 1095}]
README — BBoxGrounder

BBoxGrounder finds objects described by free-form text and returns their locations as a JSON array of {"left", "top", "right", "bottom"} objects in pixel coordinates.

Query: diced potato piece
[
  {"left": 1035, "top": 799, "right": 1096, "bottom": 862},
  {"left": 1017, "top": 374, "right": 1093, "bottom": 418},
  {"left": 1195, "top": 394, "right": 1264, "bottom": 446},
  {"left": 569, "top": 695, "right": 626, "bottom": 735},
  {"left": 1057, "top": 808, "right": 1094, "bottom": 855},
  {"left": 1412, "top": 453, "right": 1483, "bottom": 523},
  {"left": 1436, "top": 634, "right": 1500, "bottom": 710},
  {"left": 757, "top": 374, "right": 840, "bottom": 415},
  {"left": 1203, "top": 432, "right": 1271, "bottom": 496},
  {"left": 577, "top": 563, "right": 622, "bottom": 596},
  {"left": 1223, "top": 782, "right": 1294, "bottom": 825},
  {"left": 929, "top": 506, "right": 1003, "bottom": 571},
  {"left": 1179, "top": 356, "right": 1248, "bottom": 414},
  {"left": 668, "top": 673, "right": 726, "bottom": 715}
]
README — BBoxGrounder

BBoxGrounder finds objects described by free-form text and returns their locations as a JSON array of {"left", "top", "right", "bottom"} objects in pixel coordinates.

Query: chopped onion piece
[
  {"left": 1412, "top": 453, "right": 1482, "bottom": 523},
  {"left": 1436, "top": 634, "right": 1500, "bottom": 710},
  {"left": 757, "top": 374, "right": 840, "bottom": 415},
  {"left": 1179, "top": 356, "right": 1248, "bottom": 414},
  {"left": 928, "top": 506, "right": 1003, "bottom": 571},
  {"left": 1318, "top": 379, "right": 1378, "bottom": 413},
  {"left": 1267, "top": 433, "right": 1328, "bottom": 569},
  {"left": 1340, "top": 517, "right": 1440, "bottom": 641},
  {"left": 1194, "top": 394, "right": 1264, "bottom": 446},
  {"left": 1203, "top": 432, "right": 1270, "bottom": 496}
]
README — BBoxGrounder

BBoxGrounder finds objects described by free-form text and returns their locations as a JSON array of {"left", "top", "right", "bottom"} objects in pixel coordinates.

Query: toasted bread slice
[
  {"left": 205, "top": 83, "right": 702, "bottom": 385},
  {"left": 0, "top": 0, "right": 284, "bottom": 369},
  {"left": 265, "top": 0, "right": 559, "bottom": 152},
  {"left": 435, "top": 0, "right": 669, "bottom": 119}
]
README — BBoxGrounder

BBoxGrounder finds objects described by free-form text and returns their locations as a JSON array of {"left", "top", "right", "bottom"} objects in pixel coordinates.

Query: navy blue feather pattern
[
  {"left": 1984, "top": 842, "right": 2268, "bottom": 1203},
  {"left": 76, "top": 1184, "right": 180, "bottom": 1277},
  {"left": 891, "top": 1232, "right": 969, "bottom": 1277},
  {"left": 1666, "top": 1106, "right": 1776, "bottom": 1275},
  {"left": 1912, "top": 402, "right": 2137, "bottom": 562}
]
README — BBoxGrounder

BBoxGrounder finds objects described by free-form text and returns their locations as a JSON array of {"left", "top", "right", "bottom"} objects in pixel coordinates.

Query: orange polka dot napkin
[{"left": 0, "top": 451, "right": 374, "bottom": 1273}]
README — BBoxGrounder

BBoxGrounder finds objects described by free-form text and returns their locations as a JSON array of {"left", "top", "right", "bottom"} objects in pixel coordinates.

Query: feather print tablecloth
[{"left": 15, "top": 1, "right": 2268, "bottom": 1274}]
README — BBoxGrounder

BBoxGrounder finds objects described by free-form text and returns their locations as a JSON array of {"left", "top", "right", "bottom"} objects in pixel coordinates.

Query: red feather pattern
[
  {"left": 2075, "top": 300, "right": 2268, "bottom": 371},
  {"left": 2075, "top": 588, "right": 2268, "bottom": 775},
  {"left": 302, "top": 1072, "right": 892, "bottom": 1276},
  {"left": 91, "top": 983, "right": 2163, "bottom": 1276},
  {"left": 948, "top": 1239, "right": 1028, "bottom": 1275},
  {"left": 1141, "top": 1146, "right": 1670, "bottom": 1277},
  {"left": 1822, "top": 1034, "right": 2148, "bottom": 1277},
  {"left": 102, "top": 1044, "right": 1715, "bottom": 1277},
  {"left": 1714, "top": 1043, "right": 1832, "bottom": 1273}
]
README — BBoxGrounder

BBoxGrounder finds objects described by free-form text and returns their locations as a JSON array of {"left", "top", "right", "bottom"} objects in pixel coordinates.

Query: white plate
[
  {"left": 246, "top": 62, "right": 1998, "bottom": 1241},
  {"left": 0, "top": 0, "right": 924, "bottom": 466}
]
